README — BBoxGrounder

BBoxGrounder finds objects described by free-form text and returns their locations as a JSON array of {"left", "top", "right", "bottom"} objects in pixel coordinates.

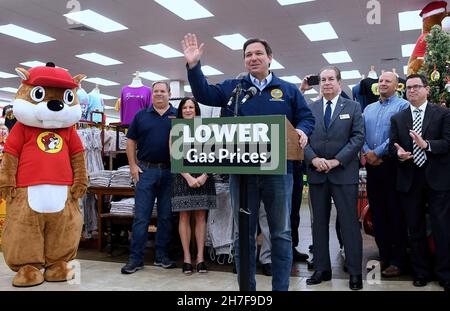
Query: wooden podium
[{"left": 286, "top": 118, "right": 305, "bottom": 161}]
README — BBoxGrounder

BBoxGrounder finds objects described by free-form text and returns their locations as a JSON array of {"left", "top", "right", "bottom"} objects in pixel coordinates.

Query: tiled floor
[{"left": 0, "top": 201, "right": 445, "bottom": 291}]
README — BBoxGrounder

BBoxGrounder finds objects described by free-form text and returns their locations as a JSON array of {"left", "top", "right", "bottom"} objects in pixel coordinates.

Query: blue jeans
[
  {"left": 230, "top": 174, "right": 293, "bottom": 291},
  {"left": 129, "top": 165, "right": 173, "bottom": 264}
]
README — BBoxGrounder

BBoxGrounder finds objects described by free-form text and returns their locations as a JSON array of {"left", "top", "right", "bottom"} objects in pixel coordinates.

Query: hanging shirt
[
  {"left": 352, "top": 84, "right": 368, "bottom": 112},
  {"left": 4, "top": 122, "right": 84, "bottom": 187},
  {"left": 2, "top": 105, "right": 16, "bottom": 131},
  {"left": 120, "top": 86, "right": 152, "bottom": 125},
  {"left": 87, "top": 91, "right": 104, "bottom": 121},
  {"left": 77, "top": 88, "right": 89, "bottom": 121},
  {"left": 359, "top": 77, "right": 379, "bottom": 105}
]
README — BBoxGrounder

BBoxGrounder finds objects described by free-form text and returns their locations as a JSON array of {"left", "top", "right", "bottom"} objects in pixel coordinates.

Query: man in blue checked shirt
[{"left": 362, "top": 71, "right": 409, "bottom": 278}]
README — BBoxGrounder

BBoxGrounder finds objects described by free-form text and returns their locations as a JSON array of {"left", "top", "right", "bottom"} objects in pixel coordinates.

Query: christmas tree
[{"left": 420, "top": 24, "right": 450, "bottom": 107}]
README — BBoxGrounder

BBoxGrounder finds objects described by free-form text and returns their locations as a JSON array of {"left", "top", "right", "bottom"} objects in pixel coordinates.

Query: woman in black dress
[{"left": 171, "top": 97, "right": 216, "bottom": 274}]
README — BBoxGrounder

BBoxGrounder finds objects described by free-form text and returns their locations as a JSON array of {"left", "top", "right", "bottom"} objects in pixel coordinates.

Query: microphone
[
  {"left": 240, "top": 87, "right": 257, "bottom": 104},
  {"left": 226, "top": 85, "right": 241, "bottom": 107}
]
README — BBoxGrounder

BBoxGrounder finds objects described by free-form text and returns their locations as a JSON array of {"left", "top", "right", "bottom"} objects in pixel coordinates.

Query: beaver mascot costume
[{"left": 0, "top": 62, "right": 88, "bottom": 287}]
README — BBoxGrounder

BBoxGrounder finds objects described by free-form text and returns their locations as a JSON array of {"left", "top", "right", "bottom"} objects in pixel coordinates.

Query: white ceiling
[{"left": 0, "top": 0, "right": 427, "bottom": 115}]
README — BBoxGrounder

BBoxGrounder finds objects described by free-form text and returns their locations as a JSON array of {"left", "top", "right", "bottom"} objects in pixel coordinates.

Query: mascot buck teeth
[{"left": 0, "top": 62, "right": 88, "bottom": 287}]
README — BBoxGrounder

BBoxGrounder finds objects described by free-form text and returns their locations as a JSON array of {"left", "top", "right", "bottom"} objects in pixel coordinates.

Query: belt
[{"left": 139, "top": 161, "right": 170, "bottom": 169}]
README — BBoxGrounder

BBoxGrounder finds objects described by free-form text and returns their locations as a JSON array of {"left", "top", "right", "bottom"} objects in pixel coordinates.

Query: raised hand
[
  {"left": 181, "top": 33, "right": 205, "bottom": 68},
  {"left": 300, "top": 75, "right": 313, "bottom": 93}
]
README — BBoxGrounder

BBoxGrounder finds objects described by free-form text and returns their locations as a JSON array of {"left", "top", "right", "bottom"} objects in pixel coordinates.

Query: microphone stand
[
  {"left": 233, "top": 84, "right": 242, "bottom": 117},
  {"left": 232, "top": 83, "right": 250, "bottom": 291}
]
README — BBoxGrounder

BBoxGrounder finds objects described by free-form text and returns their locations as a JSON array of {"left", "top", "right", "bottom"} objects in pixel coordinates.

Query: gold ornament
[{"left": 431, "top": 69, "right": 441, "bottom": 81}]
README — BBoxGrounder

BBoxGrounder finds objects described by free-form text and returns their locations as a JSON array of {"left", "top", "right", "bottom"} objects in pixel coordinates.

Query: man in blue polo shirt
[
  {"left": 362, "top": 71, "right": 409, "bottom": 277},
  {"left": 181, "top": 33, "right": 315, "bottom": 291},
  {"left": 121, "top": 81, "right": 178, "bottom": 274}
]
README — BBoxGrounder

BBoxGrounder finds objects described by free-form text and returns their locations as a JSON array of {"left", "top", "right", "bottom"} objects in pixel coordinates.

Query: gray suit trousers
[{"left": 309, "top": 182, "right": 362, "bottom": 275}]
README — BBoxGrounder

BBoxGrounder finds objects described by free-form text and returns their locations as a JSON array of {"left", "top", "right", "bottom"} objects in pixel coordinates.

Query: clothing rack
[
  {"left": 76, "top": 118, "right": 105, "bottom": 156},
  {"left": 108, "top": 122, "right": 128, "bottom": 151}
]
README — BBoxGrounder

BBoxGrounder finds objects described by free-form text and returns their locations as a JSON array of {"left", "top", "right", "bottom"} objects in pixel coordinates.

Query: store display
[
  {"left": 87, "top": 85, "right": 104, "bottom": 122},
  {"left": 422, "top": 25, "right": 450, "bottom": 107},
  {"left": 0, "top": 117, "right": 8, "bottom": 160},
  {"left": 119, "top": 74, "right": 152, "bottom": 125},
  {"left": 407, "top": 1, "right": 449, "bottom": 75},
  {"left": 77, "top": 86, "right": 89, "bottom": 121},
  {"left": 0, "top": 63, "right": 88, "bottom": 287},
  {"left": 2, "top": 104, "right": 16, "bottom": 131}
]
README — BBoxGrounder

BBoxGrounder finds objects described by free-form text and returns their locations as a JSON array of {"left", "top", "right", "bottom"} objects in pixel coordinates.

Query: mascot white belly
[{"left": 28, "top": 184, "right": 68, "bottom": 213}]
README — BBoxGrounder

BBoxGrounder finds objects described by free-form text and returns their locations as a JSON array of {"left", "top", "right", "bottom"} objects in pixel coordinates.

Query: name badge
[{"left": 339, "top": 114, "right": 350, "bottom": 120}]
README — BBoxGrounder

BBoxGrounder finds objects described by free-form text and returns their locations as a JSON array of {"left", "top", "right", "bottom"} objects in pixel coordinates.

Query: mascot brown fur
[
  {"left": 407, "top": 1, "right": 449, "bottom": 76},
  {"left": 0, "top": 63, "right": 87, "bottom": 287}
]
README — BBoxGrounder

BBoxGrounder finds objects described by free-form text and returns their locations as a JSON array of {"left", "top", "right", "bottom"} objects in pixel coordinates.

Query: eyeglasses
[{"left": 406, "top": 85, "right": 425, "bottom": 91}]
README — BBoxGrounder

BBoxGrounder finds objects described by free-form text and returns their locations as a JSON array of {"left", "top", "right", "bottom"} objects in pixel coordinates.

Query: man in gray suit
[{"left": 304, "top": 66, "right": 365, "bottom": 290}]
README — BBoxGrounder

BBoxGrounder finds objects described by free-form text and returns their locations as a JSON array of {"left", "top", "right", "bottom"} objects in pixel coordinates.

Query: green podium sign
[{"left": 170, "top": 115, "right": 288, "bottom": 175}]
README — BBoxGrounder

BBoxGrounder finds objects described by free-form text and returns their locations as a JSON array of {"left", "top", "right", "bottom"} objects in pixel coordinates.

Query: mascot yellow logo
[
  {"left": 271, "top": 89, "right": 283, "bottom": 100},
  {"left": 37, "top": 132, "right": 63, "bottom": 153}
]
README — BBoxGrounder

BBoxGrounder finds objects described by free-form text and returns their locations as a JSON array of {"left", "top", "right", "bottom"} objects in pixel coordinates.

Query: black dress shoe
[
  {"left": 306, "top": 270, "right": 332, "bottom": 285},
  {"left": 413, "top": 277, "right": 428, "bottom": 287},
  {"left": 438, "top": 280, "right": 450, "bottom": 290},
  {"left": 349, "top": 274, "right": 363, "bottom": 290},
  {"left": 293, "top": 250, "right": 309, "bottom": 262},
  {"left": 262, "top": 263, "right": 272, "bottom": 276}
]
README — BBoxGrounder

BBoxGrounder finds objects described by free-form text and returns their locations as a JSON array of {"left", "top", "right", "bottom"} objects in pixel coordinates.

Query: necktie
[
  {"left": 412, "top": 109, "right": 426, "bottom": 167},
  {"left": 324, "top": 101, "right": 332, "bottom": 129}
]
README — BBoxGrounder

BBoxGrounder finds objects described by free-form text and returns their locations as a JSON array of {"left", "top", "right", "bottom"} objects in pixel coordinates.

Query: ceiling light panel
[
  {"left": 0, "top": 87, "right": 18, "bottom": 93},
  {"left": 401, "top": 44, "right": 415, "bottom": 57},
  {"left": 201, "top": 66, "right": 223, "bottom": 76},
  {"left": 0, "top": 24, "right": 55, "bottom": 43},
  {"left": 139, "top": 71, "right": 169, "bottom": 81},
  {"left": 270, "top": 59, "right": 284, "bottom": 70},
  {"left": 63, "top": 10, "right": 127, "bottom": 33},
  {"left": 398, "top": 10, "right": 422, "bottom": 31},
  {"left": 279, "top": 75, "right": 302, "bottom": 84},
  {"left": 214, "top": 34, "right": 247, "bottom": 50},
  {"left": 299, "top": 22, "right": 338, "bottom": 41},
  {"left": 140, "top": 43, "right": 183, "bottom": 58},
  {"left": 341, "top": 70, "right": 361, "bottom": 80},
  {"left": 154, "top": 0, "right": 214, "bottom": 20},
  {"left": 0, "top": 71, "right": 18, "bottom": 78},
  {"left": 84, "top": 77, "right": 119, "bottom": 86},
  {"left": 304, "top": 88, "right": 318, "bottom": 94},
  {"left": 76, "top": 53, "right": 123, "bottom": 66},
  {"left": 322, "top": 51, "right": 352, "bottom": 64},
  {"left": 100, "top": 94, "right": 117, "bottom": 100},
  {"left": 277, "top": 0, "right": 315, "bottom": 5},
  {"left": 19, "top": 61, "right": 46, "bottom": 67}
]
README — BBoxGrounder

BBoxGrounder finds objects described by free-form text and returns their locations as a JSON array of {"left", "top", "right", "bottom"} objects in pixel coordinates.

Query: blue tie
[{"left": 324, "top": 101, "right": 332, "bottom": 128}]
